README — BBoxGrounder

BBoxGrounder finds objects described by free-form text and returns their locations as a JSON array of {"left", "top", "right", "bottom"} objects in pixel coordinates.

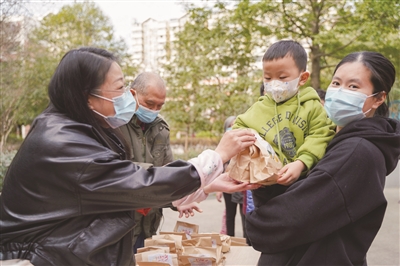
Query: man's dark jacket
[{"left": 120, "top": 115, "right": 174, "bottom": 240}]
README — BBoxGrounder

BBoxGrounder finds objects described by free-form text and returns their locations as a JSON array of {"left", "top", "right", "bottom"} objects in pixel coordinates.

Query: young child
[{"left": 234, "top": 40, "right": 335, "bottom": 185}]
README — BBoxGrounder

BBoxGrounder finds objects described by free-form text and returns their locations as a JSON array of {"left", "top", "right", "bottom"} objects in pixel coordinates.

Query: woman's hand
[
  {"left": 215, "top": 129, "right": 256, "bottom": 163},
  {"left": 176, "top": 202, "right": 203, "bottom": 218},
  {"left": 203, "top": 173, "right": 261, "bottom": 194}
]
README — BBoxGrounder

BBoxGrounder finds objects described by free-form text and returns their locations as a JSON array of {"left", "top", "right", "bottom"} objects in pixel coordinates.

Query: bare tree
[{"left": 0, "top": 0, "right": 30, "bottom": 151}]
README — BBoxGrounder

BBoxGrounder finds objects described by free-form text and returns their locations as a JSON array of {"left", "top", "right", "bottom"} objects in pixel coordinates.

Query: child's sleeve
[
  {"left": 232, "top": 113, "right": 248, "bottom": 130},
  {"left": 296, "top": 102, "right": 336, "bottom": 170}
]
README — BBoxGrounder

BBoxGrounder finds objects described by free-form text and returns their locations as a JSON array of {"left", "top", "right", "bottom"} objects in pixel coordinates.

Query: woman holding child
[{"left": 246, "top": 51, "right": 400, "bottom": 265}]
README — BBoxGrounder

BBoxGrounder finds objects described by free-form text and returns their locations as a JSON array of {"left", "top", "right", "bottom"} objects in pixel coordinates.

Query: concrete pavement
[{"left": 161, "top": 187, "right": 399, "bottom": 266}]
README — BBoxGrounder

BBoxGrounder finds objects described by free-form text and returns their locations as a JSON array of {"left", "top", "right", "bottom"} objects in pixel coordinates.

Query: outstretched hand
[
  {"left": 176, "top": 202, "right": 203, "bottom": 218},
  {"left": 215, "top": 129, "right": 256, "bottom": 163},
  {"left": 203, "top": 173, "right": 261, "bottom": 194}
]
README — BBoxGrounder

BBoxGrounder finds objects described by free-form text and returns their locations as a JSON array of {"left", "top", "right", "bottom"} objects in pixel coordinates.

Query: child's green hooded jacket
[{"left": 234, "top": 87, "right": 335, "bottom": 170}]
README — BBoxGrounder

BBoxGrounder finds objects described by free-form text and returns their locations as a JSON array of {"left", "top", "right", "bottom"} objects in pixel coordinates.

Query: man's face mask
[
  {"left": 135, "top": 103, "right": 160, "bottom": 123},
  {"left": 91, "top": 89, "right": 137, "bottom": 128}
]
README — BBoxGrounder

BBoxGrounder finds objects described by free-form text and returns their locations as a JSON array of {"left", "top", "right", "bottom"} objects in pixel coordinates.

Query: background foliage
[
  {"left": 162, "top": 0, "right": 399, "bottom": 140},
  {"left": 1, "top": 1, "right": 137, "bottom": 152}
]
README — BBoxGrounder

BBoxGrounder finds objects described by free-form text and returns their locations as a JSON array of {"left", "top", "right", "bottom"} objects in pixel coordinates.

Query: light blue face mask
[
  {"left": 135, "top": 104, "right": 160, "bottom": 123},
  {"left": 324, "top": 87, "right": 377, "bottom": 127},
  {"left": 91, "top": 89, "right": 137, "bottom": 128}
]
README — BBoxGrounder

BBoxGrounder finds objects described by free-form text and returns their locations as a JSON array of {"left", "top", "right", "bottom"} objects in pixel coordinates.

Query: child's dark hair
[{"left": 263, "top": 40, "right": 307, "bottom": 72}]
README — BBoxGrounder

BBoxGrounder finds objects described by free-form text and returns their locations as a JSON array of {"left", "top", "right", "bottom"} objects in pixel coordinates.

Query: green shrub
[
  {"left": 195, "top": 131, "right": 216, "bottom": 138},
  {"left": 170, "top": 137, "right": 219, "bottom": 147},
  {"left": 172, "top": 144, "right": 217, "bottom": 161},
  {"left": 0, "top": 150, "right": 17, "bottom": 191}
]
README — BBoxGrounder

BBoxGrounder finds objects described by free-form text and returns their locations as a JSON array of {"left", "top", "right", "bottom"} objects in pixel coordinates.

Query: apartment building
[
  {"left": 0, "top": 16, "right": 28, "bottom": 61},
  {"left": 131, "top": 15, "right": 188, "bottom": 72}
]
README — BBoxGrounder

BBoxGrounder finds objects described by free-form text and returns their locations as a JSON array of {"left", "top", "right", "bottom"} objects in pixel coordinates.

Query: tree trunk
[
  {"left": 184, "top": 124, "right": 189, "bottom": 156},
  {"left": 310, "top": 45, "right": 321, "bottom": 90}
]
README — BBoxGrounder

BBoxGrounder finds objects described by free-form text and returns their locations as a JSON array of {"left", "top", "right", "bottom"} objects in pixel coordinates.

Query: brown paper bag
[
  {"left": 144, "top": 239, "right": 176, "bottom": 254},
  {"left": 230, "top": 236, "right": 248, "bottom": 246},
  {"left": 137, "top": 246, "right": 170, "bottom": 253},
  {"left": 191, "top": 233, "right": 230, "bottom": 253},
  {"left": 145, "top": 234, "right": 183, "bottom": 254},
  {"left": 173, "top": 221, "right": 199, "bottom": 239},
  {"left": 137, "top": 262, "right": 169, "bottom": 266},
  {"left": 135, "top": 250, "right": 178, "bottom": 266},
  {"left": 135, "top": 250, "right": 165, "bottom": 262},
  {"left": 178, "top": 255, "right": 218, "bottom": 266},
  {"left": 226, "top": 129, "right": 282, "bottom": 185},
  {"left": 160, "top": 231, "right": 187, "bottom": 240},
  {"left": 182, "top": 237, "right": 213, "bottom": 248},
  {"left": 219, "top": 234, "right": 231, "bottom": 252},
  {"left": 179, "top": 246, "right": 224, "bottom": 266}
]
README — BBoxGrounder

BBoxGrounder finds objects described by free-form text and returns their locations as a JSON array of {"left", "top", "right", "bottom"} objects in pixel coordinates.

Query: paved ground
[{"left": 161, "top": 187, "right": 399, "bottom": 266}]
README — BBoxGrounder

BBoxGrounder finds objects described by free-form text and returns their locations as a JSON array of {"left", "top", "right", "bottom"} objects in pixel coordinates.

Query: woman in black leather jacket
[{"left": 0, "top": 47, "right": 258, "bottom": 266}]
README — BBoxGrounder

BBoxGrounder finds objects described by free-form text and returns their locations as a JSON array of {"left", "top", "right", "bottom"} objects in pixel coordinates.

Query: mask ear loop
[
  {"left": 363, "top": 91, "right": 382, "bottom": 115},
  {"left": 91, "top": 93, "right": 115, "bottom": 102},
  {"left": 92, "top": 109, "right": 107, "bottom": 118},
  {"left": 130, "top": 89, "right": 140, "bottom": 107},
  {"left": 89, "top": 93, "right": 115, "bottom": 118},
  {"left": 369, "top": 91, "right": 380, "bottom": 98},
  {"left": 363, "top": 108, "right": 372, "bottom": 115}
]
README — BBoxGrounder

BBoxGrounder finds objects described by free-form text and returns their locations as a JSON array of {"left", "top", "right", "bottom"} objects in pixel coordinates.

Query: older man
[{"left": 120, "top": 72, "right": 173, "bottom": 253}]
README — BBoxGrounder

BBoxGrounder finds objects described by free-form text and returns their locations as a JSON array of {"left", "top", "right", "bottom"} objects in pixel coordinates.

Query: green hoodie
[{"left": 234, "top": 87, "right": 335, "bottom": 170}]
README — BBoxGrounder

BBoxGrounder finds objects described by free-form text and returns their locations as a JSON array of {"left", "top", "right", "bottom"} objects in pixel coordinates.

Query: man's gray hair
[{"left": 130, "top": 72, "right": 165, "bottom": 95}]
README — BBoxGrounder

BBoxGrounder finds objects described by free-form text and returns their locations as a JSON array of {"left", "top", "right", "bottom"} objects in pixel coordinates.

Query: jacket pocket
[
  {"left": 151, "top": 145, "right": 166, "bottom": 166},
  {"left": 68, "top": 212, "right": 135, "bottom": 266}
]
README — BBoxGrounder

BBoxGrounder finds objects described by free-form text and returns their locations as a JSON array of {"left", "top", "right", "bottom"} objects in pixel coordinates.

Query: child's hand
[
  {"left": 216, "top": 192, "right": 223, "bottom": 202},
  {"left": 176, "top": 202, "right": 203, "bottom": 218},
  {"left": 277, "top": 160, "right": 306, "bottom": 186}
]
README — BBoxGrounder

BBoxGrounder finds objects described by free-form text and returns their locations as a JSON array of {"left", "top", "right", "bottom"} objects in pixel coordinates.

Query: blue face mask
[
  {"left": 324, "top": 87, "right": 377, "bottom": 127},
  {"left": 91, "top": 89, "right": 137, "bottom": 128},
  {"left": 135, "top": 104, "right": 160, "bottom": 123}
]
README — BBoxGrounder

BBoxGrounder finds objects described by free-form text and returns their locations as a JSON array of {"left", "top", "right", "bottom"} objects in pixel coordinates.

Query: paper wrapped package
[
  {"left": 226, "top": 129, "right": 283, "bottom": 185},
  {"left": 173, "top": 221, "right": 199, "bottom": 239},
  {"left": 135, "top": 249, "right": 178, "bottom": 266}
]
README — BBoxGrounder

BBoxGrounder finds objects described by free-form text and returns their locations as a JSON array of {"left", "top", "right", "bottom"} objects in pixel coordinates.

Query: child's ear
[{"left": 298, "top": 71, "right": 310, "bottom": 86}]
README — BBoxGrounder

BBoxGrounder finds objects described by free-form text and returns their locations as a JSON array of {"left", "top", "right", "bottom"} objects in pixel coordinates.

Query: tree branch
[{"left": 321, "top": 35, "right": 361, "bottom": 57}]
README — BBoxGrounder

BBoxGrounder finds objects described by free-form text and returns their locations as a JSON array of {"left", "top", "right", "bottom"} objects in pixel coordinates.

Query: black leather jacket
[{"left": 0, "top": 109, "right": 201, "bottom": 265}]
